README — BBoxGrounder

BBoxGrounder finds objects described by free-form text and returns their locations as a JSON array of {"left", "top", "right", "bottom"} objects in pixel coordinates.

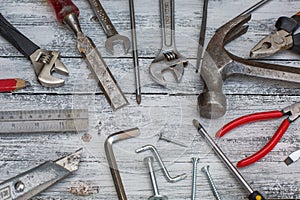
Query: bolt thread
[
  {"left": 203, "top": 167, "right": 222, "bottom": 200},
  {"left": 191, "top": 158, "right": 199, "bottom": 200}
]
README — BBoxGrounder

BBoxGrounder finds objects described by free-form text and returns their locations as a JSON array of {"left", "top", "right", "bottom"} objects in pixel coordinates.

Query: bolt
[
  {"left": 201, "top": 165, "right": 222, "bottom": 200},
  {"left": 144, "top": 156, "right": 168, "bottom": 200},
  {"left": 14, "top": 181, "right": 25, "bottom": 192},
  {"left": 158, "top": 133, "right": 188, "bottom": 148},
  {"left": 191, "top": 157, "right": 200, "bottom": 200}
]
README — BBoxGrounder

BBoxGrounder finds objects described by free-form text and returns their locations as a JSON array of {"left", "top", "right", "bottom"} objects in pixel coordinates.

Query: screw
[
  {"left": 14, "top": 181, "right": 25, "bottom": 192},
  {"left": 158, "top": 133, "right": 188, "bottom": 148},
  {"left": 201, "top": 165, "right": 222, "bottom": 200},
  {"left": 191, "top": 157, "right": 200, "bottom": 200},
  {"left": 144, "top": 156, "right": 168, "bottom": 200}
]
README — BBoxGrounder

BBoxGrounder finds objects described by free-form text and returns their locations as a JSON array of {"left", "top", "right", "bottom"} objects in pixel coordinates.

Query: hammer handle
[{"left": 0, "top": 13, "right": 39, "bottom": 58}]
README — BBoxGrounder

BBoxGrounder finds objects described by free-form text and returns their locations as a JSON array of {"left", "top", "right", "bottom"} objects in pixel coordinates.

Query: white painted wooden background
[{"left": 0, "top": 0, "right": 299, "bottom": 199}]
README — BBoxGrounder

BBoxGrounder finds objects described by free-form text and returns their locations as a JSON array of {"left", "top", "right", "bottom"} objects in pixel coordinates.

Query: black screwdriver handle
[
  {"left": 249, "top": 191, "right": 266, "bottom": 200},
  {"left": 0, "top": 13, "right": 39, "bottom": 58}
]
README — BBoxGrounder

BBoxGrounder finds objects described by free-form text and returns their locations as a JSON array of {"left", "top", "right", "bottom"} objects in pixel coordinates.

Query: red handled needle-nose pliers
[{"left": 215, "top": 102, "right": 300, "bottom": 168}]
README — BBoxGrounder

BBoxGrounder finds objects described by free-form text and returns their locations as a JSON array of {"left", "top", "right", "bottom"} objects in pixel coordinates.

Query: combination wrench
[
  {"left": 88, "top": 0, "right": 130, "bottom": 54},
  {"left": 149, "top": 0, "right": 188, "bottom": 86}
]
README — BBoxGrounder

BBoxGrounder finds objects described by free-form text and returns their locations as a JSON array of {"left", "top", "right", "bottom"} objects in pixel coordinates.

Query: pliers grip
[
  {"left": 216, "top": 110, "right": 283, "bottom": 137},
  {"left": 215, "top": 110, "right": 290, "bottom": 168},
  {"left": 237, "top": 118, "right": 290, "bottom": 167}
]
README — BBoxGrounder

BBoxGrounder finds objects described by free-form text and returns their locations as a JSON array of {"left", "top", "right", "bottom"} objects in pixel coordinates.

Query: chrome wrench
[
  {"left": 88, "top": 0, "right": 130, "bottom": 54},
  {"left": 149, "top": 0, "right": 188, "bottom": 86}
]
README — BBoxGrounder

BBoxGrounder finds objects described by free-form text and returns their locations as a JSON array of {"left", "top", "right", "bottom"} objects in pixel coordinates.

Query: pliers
[
  {"left": 215, "top": 102, "right": 300, "bottom": 168},
  {"left": 250, "top": 12, "right": 300, "bottom": 58}
]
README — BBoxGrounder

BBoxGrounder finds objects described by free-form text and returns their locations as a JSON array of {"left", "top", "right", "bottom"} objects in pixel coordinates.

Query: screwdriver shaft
[
  {"left": 129, "top": 0, "right": 141, "bottom": 104},
  {"left": 193, "top": 119, "right": 254, "bottom": 194},
  {"left": 196, "top": 0, "right": 208, "bottom": 73}
]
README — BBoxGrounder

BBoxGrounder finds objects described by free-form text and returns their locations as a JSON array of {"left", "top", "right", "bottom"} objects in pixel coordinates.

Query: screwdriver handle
[
  {"left": 48, "top": 0, "right": 79, "bottom": 23},
  {"left": 249, "top": 191, "right": 266, "bottom": 200}
]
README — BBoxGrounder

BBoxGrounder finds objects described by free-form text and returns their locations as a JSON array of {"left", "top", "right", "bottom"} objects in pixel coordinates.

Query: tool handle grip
[
  {"left": 0, "top": 13, "right": 39, "bottom": 58},
  {"left": 248, "top": 191, "right": 266, "bottom": 200},
  {"left": 237, "top": 118, "right": 290, "bottom": 168},
  {"left": 275, "top": 12, "right": 300, "bottom": 33},
  {"left": 216, "top": 110, "right": 283, "bottom": 138},
  {"left": 48, "top": 0, "right": 79, "bottom": 23},
  {"left": 291, "top": 33, "right": 300, "bottom": 53}
]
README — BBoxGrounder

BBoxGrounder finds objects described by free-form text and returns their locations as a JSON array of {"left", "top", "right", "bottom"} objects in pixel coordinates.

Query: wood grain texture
[{"left": 0, "top": 0, "right": 299, "bottom": 199}]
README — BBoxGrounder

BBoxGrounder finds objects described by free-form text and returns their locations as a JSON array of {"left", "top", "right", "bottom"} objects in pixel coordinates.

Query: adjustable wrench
[
  {"left": 0, "top": 13, "right": 68, "bottom": 88},
  {"left": 88, "top": 0, "right": 130, "bottom": 54},
  {"left": 149, "top": 0, "right": 188, "bottom": 86}
]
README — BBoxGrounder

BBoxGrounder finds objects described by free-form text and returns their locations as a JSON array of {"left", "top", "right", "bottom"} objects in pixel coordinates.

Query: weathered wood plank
[
  {"left": 0, "top": 94, "right": 299, "bottom": 199},
  {"left": 0, "top": 0, "right": 299, "bottom": 199}
]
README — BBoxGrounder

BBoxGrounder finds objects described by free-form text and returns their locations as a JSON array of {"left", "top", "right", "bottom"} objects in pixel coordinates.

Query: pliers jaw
[
  {"left": 282, "top": 102, "right": 300, "bottom": 122},
  {"left": 250, "top": 30, "right": 293, "bottom": 58},
  {"left": 29, "top": 49, "right": 69, "bottom": 87}
]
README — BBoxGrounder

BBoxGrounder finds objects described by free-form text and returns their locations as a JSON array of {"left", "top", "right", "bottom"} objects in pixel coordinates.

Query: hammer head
[{"left": 198, "top": 14, "right": 251, "bottom": 119}]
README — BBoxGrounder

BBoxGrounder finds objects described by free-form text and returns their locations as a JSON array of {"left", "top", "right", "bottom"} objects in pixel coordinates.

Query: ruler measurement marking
[{"left": 0, "top": 109, "right": 89, "bottom": 133}]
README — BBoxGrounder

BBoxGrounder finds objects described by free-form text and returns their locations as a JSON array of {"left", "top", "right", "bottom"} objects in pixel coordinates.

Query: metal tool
[
  {"left": 88, "top": 0, "right": 130, "bottom": 54},
  {"left": 284, "top": 149, "right": 300, "bottom": 166},
  {"left": 193, "top": 119, "right": 266, "bottom": 200},
  {"left": 195, "top": 0, "right": 208, "bottom": 73},
  {"left": 0, "top": 109, "right": 88, "bottom": 133},
  {"left": 197, "top": 1, "right": 300, "bottom": 119},
  {"left": 0, "top": 13, "right": 68, "bottom": 88},
  {"left": 144, "top": 156, "right": 168, "bottom": 200},
  {"left": 201, "top": 165, "right": 222, "bottom": 200},
  {"left": 191, "top": 157, "right": 199, "bottom": 200},
  {"left": 0, "top": 148, "right": 82, "bottom": 200},
  {"left": 216, "top": 102, "right": 300, "bottom": 167},
  {"left": 158, "top": 133, "right": 188, "bottom": 148},
  {"left": 149, "top": 0, "right": 188, "bottom": 86},
  {"left": 129, "top": 0, "right": 141, "bottom": 104},
  {"left": 104, "top": 128, "right": 140, "bottom": 200},
  {"left": 48, "top": 0, "right": 128, "bottom": 111},
  {"left": 136, "top": 144, "right": 187, "bottom": 183},
  {"left": 250, "top": 12, "right": 300, "bottom": 58}
]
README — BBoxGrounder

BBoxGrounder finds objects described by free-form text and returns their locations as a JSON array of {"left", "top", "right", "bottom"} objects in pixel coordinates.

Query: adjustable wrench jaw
[
  {"left": 29, "top": 49, "right": 69, "bottom": 88},
  {"left": 149, "top": 50, "right": 188, "bottom": 86},
  {"left": 282, "top": 102, "right": 300, "bottom": 122}
]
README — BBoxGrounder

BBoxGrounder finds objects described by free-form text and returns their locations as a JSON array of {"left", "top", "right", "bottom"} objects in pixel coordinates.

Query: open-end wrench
[
  {"left": 0, "top": 13, "right": 68, "bottom": 87},
  {"left": 88, "top": 0, "right": 130, "bottom": 54},
  {"left": 149, "top": 0, "right": 188, "bottom": 86}
]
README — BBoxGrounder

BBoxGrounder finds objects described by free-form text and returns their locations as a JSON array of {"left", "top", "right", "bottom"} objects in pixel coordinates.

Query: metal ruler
[{"left": 0, "top": 109, "right": 88, "bottom": 133}]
